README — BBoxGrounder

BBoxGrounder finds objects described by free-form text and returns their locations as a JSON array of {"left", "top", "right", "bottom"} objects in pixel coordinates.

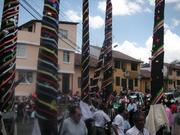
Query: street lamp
[{"left": 113, "top": 44, "right": 118, "bottom": 48}]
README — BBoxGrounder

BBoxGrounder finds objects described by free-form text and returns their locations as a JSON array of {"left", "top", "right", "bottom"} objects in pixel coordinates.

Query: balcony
[{"left": 124, "top": 70, "right": 138, "bottom": 78}]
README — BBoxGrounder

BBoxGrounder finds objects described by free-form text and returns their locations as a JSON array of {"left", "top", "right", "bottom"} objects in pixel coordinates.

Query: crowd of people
[
  {"left": 0, "top": 90, "right": 180, "bottom": 135},
  {"left": 57, "top": 91, "right": 180, "bottom": 135}
]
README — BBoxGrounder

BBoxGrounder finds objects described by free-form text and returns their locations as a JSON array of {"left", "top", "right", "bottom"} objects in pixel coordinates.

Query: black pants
[
  {"left": 95, "top": 127, "right": 106, "bottom": 135},
  {"left": 85, "top": 118, "right": 94, "bottom": 135},
  {"left": 38, "top": 118, "right": 58, "bottom": 135}
]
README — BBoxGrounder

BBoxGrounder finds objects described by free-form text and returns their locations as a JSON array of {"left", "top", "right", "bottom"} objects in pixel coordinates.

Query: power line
[
  {"left": 19, "top": 2, "right": 38, "bottom": 20},
  {"left": 36, "top": 0, "right": 82, "bottom": 50},
  {"left": 23, "top": 0, "right": 42, "bottom": 19},
  {"left": 19, "top": 0, "right": 80, "bottom": 52},
  {"left": 60, "top": 2, "right": 101, "bottom": 46},
  {"left": 23, "top": 0, "right": 81, "bottom": 52}
]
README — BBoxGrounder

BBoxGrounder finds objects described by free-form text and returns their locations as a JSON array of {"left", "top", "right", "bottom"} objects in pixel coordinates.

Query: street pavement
[{"left": 16, "top": 119, "right": 34, "bottom": 135}]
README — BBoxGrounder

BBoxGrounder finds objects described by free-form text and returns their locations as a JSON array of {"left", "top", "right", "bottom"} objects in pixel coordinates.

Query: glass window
[
  {"left": 78, "top": 77, "right": 81, "bottom": 88},
  {"left": 116, "top": 77, "right": 120, "bottom": 86},
  {"left": 28, "top": 25, "right": 33, "bottom": 32},
  {"left": 169, "top": 69, "right": 172, "bottom": 75},
  {"left": 114, "top": 60, "right": 121, "bottom": 69},
  {"left": 169, "top": 80, "right": 173, "bottom": 84},
  {"left": 131, "top": 63, "right": 138, "bottom": 71},
  {"left": 59, "top": 28, "right": 68, "bottom": 39},
  {"left": 63, "top": 51, "right": 70, "bottom": 63},
  {"left": 18, "top": 71, "right": 33, "bottom": 83},
  {"left": 177, "top": 80, "right": 180, "bottom": 85},
  {"left": 17, "top": 44, "right": 26, "bottom": 57},
  {"left": 177, "top": 70, "right": 180, "bottom": 76},
  {"left": 135, "top": 79, "right": 138, "bottom": 87}
]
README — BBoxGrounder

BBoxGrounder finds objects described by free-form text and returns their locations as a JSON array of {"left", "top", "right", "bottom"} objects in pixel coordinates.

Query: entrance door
[
  {"left": 121, "top": 79, "right": 127, "bottom": 90},
  {"left": 62, "top": 74, "right": 70, "bottom": 94},
  {"left": 128, "top": 79, "right": 133, "bottom": 90}
]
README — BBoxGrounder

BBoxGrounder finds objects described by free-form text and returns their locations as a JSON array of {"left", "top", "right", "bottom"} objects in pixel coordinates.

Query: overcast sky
[{"left": 0, "top": 0, "right": 180, "bottom": 63}]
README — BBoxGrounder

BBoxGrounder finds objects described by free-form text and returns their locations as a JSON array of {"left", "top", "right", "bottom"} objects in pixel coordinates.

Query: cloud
[
  {"left": 113, "top": 28, "right": 180, "bottom": 63},
  {"left": 113, "top": 41, "right": 150, "bottom": 62},
  {"left": 135, "top": 0, "right": 145, "bottom": 4},
  {"left": 176, "top": 3, "right": 180, "bottom": 10},
  {"left": 65, "top": 10, "right": 82, "bottom": 22},
  {"left": 65, "top": 10, "right": 104, "bottom": 29},
  {"left": 144, "top": 8, "right": 152, "bottom": 13},
  {"left": 166, "top": 0, "right": 180, "bottom": 3},
  {"left": 172, "top": 18, "right": 180, "bottom": 28},
  {"left": 89, "top": 16, "right": 104, "bottom": 29},
  {"left": 98, "top": 0, "right": 143, "bottom": 16}
]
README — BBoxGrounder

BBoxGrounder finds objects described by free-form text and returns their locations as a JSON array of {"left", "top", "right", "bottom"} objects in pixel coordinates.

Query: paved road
[{"left": 16, "top": 120, "right": 34, "bottom": 135}]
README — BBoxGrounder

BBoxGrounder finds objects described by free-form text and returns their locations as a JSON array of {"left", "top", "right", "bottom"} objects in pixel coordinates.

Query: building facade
[
  {"left": 73, "top": 46, "right": 142, "bottom": 95},
  {"left": 15, "top": 20, "right": 77, "bottom": 96},
  {"left": 140, "top": 62, "right": 180, "bottom": 92}
]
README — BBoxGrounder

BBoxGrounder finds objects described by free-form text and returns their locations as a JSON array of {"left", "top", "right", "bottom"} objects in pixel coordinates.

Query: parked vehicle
[
  {"left": 164, "top": 92, "right": 176, "bottom": 103},
  {"left": 174, "top": 90, "right": 180, "bottom": 103},
  {"left": 128, "top": 92, "right": 144, "bottom": 105}
]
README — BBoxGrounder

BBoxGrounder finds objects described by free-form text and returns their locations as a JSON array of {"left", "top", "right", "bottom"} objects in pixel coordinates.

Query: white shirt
[
  {"left": 93, "top": 110, "right": 111, "bottom": 128},
  {"left": 60, "top": 117, "right": 87, "bottom": 135},
  {"left": 127, "top": 103, "right": 137, "bottom": 112},
  {"left": 126, "top": 126, "right": 149, "bottom": 135},
  {"left": 112, "top": 114, "right": 124, "bottom": 135}
]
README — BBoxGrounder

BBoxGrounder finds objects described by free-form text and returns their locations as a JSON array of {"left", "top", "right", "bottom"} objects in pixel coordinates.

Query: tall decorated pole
[
  {"left": 36, "top": 0, "right": 59, "bottom": 134},
  {"left": 151, "top": 0, "right": 165, "bottom": 104},
  {"left": 0, "top": 0, "right": 19, "bottom": 112},
  {"left": 90, "top": 47, "right": 104, "bottom": 97},
  {"left": 81, "top": 0, "right": 90, "bottom": 101},
  {"left": 101, "top": 0, "right": 113, "bottom": 102}
]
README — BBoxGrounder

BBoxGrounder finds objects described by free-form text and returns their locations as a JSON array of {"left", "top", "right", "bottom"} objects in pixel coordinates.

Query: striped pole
[
  {"left": 0, "top": 0, "right": 19, "bottom": 112},
  {"left": 90, "top": 46, "right": 104, "bottom": 97},
  {"left": 102, "top": 0, "right": 113, "bottom": 102},
  {"left": 36, "top": 0, "right": 59, "bottom": 134},
  {"left": 81, "top": 0, "right": 90, "bottom": 101},
  {"left": 151, "top": 0, "right": 165, "bottom": 104}
]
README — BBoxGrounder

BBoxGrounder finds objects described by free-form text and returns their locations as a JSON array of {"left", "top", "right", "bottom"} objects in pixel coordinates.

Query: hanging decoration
[
  {"left": 151, "top": 0, "right": 165, "bottom": 104},
  {"left": 36, "top": 0, "right": 59, "bottom": 120},
  {"left": 0, "top": 0, "right": 19, "bottom": 112},
  {"left": 81, "top": 0, "right": 90, "bottom": 101},
  {"left": 101, "top": 0, "right": 113, "bottom": 102}
]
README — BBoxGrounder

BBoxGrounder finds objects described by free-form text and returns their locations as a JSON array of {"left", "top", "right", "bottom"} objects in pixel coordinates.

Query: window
[
  {"left": 114, "top": 60, "right": 121, "bottom": 69},
  {"left": 59, "top": 28, "right": 68, "bottom": 39},
  {"left": 90, "top": 78, "right": 93, "bottom": 86},
  {"left": 169, "top": 80, "right": 173, "bottom": 84},
  {"left": 78, "top": 77, "right": 81, "bottom": 88},
  {"left": 177, "top": 80, "right": 180, "bottom": 85},
  {"left": 122, "top": 62, "right": 126, "bottom": 71},
  {"left": 135, "top": 79, "right": 138, "bottom": 87},
  {"left": 177, "top": 70, "right": 180, "bottom": 76},
  {"left": 116, "top": 77, "right": 120, "bottom": 86},
  {"left": 131, "top": 63, "right": 138, "bottom": 71},
  {"left": 169, "top": 69, "right": 172, "bottom": 75},
  {"left": 28, "top": 25, "right": 33, "bottom": 32},
  {"left": 63, "top": 51, "right": 70, "bottom": 63},
  {"left": 62, "top": 74, "right": 70, "bottom": 93},
  {"left": 17, "top": 44, "right": 26, "bottom": 57},
  {"left": 18, "top": 71, "right": 33, "bottom": 83}
]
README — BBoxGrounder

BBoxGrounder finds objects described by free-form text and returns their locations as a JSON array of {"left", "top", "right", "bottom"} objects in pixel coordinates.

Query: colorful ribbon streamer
[
  {"left": 90, "top": 46, "right": 104, "bottom": 97},
  {"left": 0, "top": 0, "right": 19, "bottom": 112},
  {"left": 36, "top": 0, "right": 59, "bottom": 120},
  {"left": 81, "top": 0, "right": 90, "bottom": 101},
  {"left": 151, "top": 0, "right": 165, "bottom": 104},
  {"left": 101, "top": 0, "right": 113, "bottom": 102}
]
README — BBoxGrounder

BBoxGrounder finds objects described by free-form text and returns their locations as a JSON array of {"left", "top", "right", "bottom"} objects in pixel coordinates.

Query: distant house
[
  {"left": 74, "top": 46, "right": 142, "bottom": 94},
  {"left": 140, "top": 61, "right": 180, "bottom": 92},
  {"left": 16, "top": 20, "right": 78, "bottom": 96}
]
